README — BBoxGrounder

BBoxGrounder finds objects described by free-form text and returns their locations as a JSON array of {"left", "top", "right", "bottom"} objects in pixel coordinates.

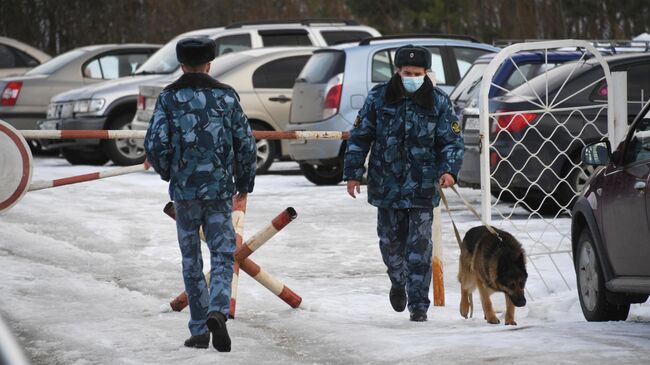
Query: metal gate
[{"left": 478, "top": 40, "right": 625, "bottom": 297}]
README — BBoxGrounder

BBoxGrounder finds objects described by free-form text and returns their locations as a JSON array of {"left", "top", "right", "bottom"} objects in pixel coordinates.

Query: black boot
[
  {"left": 207, "top": 312, "right": 231, "bottom": 352},
  {"left": 410, "top": 310, "right": 428, "bottom": 322},
  {"left": 389, "top": 285, "right": 407, "bottom": 312},
  {"left": 184, "top": 332, "right": 210, "bottom": 348}
]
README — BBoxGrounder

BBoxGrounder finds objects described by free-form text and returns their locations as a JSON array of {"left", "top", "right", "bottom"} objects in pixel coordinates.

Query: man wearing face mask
[{"left": 343, "top": 45, "right": 464, "bottom": 322}]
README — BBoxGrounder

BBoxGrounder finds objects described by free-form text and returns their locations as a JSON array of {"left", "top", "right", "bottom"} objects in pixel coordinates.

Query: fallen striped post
[
  {"left": 164, "top": 202, "right": 302, "bottom": 313},
  {"left": 239, "top": 257, "right": 302, "bottom": 308},
  {"left": 234, "top": 207, "right": 297, "bottom": 262},
  {"left": 19, "top": 129, "right": 350, "bottom": 141},
  {"left": 229, "top": 196, "right": 247, "bottom": 318}
]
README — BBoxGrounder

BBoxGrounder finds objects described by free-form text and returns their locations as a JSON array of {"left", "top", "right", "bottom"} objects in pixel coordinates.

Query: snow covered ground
[{"left": 1, "top": 157, "right": 649, "bottom": 365}]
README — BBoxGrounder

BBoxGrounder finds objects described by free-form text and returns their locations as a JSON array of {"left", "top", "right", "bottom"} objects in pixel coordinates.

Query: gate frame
[{"left": 478, "top": 40, "right": 620, "bottom": 223}]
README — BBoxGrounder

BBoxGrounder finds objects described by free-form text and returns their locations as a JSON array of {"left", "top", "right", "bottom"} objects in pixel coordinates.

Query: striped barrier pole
[
  {"left": 229, "top": 196, "right": 247, "bottom": 319},
  {"left": 239, "top": 257, "right": 302, "bottom": 308},
  {"left": 234, "top": 207, "right": 297, "bottom": 262},
  {"left": 28, "top": 163, "right": 149, "bottom": 192},
  {"left": 164, "top": 203, "right": 303, "bottom": 312},
  {"left": 432, "top": 206, "right": 445, "bottom": 306},
  {"left": 19, "top": 130, "right": 350, "bottom": 140}
]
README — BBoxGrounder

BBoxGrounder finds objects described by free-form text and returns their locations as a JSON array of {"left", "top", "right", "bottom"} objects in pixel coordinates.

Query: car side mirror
[{"left": 582, "top": 140, "right": 611, "bottom": 166}]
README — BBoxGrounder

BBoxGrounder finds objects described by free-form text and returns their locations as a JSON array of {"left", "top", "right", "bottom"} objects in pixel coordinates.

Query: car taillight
[
  {"left": 1, "top": 81, "right": 22, "bottom": 106},
  {"left": 137, "top": 94, "right": 145, "bottom": 110},
  {"left": 495, "top": 110, "right": 537, "bottom": 133},
  {"left": 322, "top": 73, "right": 343, "bottom": 119}
]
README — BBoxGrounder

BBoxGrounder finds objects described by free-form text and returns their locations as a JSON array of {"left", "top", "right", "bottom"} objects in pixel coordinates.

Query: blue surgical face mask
[{"left": 402, "top": 76, "right": 425, "bottom": 93}]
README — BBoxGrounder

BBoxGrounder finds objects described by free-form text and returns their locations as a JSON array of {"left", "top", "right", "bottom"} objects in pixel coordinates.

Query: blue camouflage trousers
[
  {"left": 174, "top": 199, "right": 235, "bottom": 336},
  {"left": 377, "top": 207, "right": 433, "bottom": 313}
]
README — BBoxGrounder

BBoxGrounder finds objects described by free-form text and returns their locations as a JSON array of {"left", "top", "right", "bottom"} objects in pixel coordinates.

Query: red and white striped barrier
[
  {"left": 164, "top": 203, "right": 303, "bottom": 313},
  {"left": 1, "top": 120, "right": 350, "bottom": 214},
  {"left": 239, "top": 257, "right": 302, "bottom": 308},
  {"left": 234, "top": 207, "right": 297, "bottom": 262},
  {"left": 28, "top": 163, "right": 149, "bottom": 192},
  {"left": 229, "top": 197, "right": 247, "bottom": 318},
  {"left": 19, "top": 130, "right": 349, "bottom": 141}
]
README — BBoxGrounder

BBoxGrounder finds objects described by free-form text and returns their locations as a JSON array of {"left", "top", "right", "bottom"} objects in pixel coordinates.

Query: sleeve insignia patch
[
  {"left": 354, "top": 115, "right": 361, "bottom": 128},
  {"left": 451, "top": 121, "right": 461, "bottom": 134}
]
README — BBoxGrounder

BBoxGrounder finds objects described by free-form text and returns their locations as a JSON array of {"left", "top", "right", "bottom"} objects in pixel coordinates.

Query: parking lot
[{"left": 0, "top": 158, "right": 648, "bottom": 364}]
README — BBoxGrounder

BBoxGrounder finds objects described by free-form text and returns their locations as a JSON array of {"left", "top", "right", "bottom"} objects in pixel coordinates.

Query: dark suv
[{"left": 571, "top": 100, "right": 650, "bottom": 321}]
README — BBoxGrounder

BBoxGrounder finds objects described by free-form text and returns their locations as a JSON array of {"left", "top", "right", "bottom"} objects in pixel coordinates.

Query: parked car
[
  {"left": 571, "top": 100, "right": 650, "bottom": 322},
  {"left": 134, "top": 47, "right": 317, "bottom": 173},
  {"left": 287, "top": 34, "right": 499, "bottom": 185},
  {"left": 454, "top": 51, "right": 599, "bottom": 195},
  {"left": 0, "top": 43, "right": 159, "bottom": 147},
  {"left": 0, "top": 36, "right": 50, "bottom": 78},
  {"left": 450, "top": 51, "right": 591, "bottom": 118},
  {"left": 39, "top": 19, "right": 380, "bottom": 166},
  {"left": 457, "top": 53, "right": 650, "bottom": 212}
]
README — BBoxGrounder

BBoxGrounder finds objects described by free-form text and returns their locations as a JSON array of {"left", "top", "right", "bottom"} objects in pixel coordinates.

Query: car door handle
[
  {"left": 269, "top": 96, "right": 291, "bottom": 103},
  {"left": 634, "top": 181, "right": 646, "bottom": 191}
]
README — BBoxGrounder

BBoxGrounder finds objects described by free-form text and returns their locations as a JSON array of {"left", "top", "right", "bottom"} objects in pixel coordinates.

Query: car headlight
[{"left": 73, "top": 99, "right": 105, "bottom": 114}]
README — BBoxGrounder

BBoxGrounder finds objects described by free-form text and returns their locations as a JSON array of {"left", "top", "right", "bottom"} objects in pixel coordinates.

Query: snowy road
[{"left": 0, "top": 157, "right": 649, "bottom": 364}]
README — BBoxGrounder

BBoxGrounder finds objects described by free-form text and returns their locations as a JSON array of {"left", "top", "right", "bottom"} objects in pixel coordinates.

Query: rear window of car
[
  {"left": 320, "top": 31, "right": 373, "bottom": 45},
  {"left": 296, "top": 51, "right": 345, "bottom": 84},
  {"left": 252, "top": 55, "right": 311, "bottom": 89},
  {"left": 214, "top": 34, "right": 252, "bottom": 55},
  {"left": 450, "top": 63, "right": 488, "bottom": 102},
  {"left": 260, "top": 30, "right": 312, "bottom": 46},
  {"left": 453, "top": 47, "right": 493, "bottom": 78},
  {"left": 26, "top": 49, "right": 85, "bottom": 75}
]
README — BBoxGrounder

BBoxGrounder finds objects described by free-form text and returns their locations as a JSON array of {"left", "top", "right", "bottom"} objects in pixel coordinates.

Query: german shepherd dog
[{"left": 458, "top": 226, "right": 528, "bottom": 325}]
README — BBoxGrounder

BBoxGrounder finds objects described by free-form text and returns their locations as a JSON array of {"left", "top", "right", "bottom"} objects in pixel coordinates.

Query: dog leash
[{"left": 438, "top": 185, "right": 502, "bottom": 246}]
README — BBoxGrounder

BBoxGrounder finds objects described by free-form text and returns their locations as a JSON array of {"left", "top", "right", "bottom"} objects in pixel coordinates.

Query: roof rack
[
  {"left": 359, "top": 33, "right": 480, "bottom": 46},
  {"left": 225, "top": 18, "right": 360, "bottom": 29},
  {"left": 494, "top": 39, "right": 650, "bottom": 52}
]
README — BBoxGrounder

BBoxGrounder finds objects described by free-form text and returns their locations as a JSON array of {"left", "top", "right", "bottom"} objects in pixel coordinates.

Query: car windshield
[
  {"left": 135, "top": 34, "right": 211, "bottom": 75},
  {"left": 451, "top": 63, "right": 488, "bottom": 102},
  {"left": 25, "top": 49, "right": 86, "bottom": 75}
]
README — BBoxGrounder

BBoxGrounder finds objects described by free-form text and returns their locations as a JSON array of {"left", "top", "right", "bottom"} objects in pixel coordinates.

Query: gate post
[{"left": 611, "top": 71, "right": 629, "bottom": 148}]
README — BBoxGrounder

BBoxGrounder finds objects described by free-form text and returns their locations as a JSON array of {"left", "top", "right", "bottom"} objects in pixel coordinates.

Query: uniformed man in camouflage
[
  {"left": 343, "top": 45, "right": 464, "bottom": 322},
  {"left": 145, "top": 38, "right": 256, "bottom": 350}
]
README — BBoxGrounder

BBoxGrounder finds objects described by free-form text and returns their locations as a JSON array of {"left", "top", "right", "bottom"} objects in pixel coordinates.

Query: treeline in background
[{"left": 1, "top": 0, "right": 649, "bottom": 55}]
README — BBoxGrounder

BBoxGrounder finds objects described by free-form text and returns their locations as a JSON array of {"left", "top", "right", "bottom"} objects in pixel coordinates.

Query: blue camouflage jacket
[
  {"left": 145, "top": 72, "right": 256, "bottom": 201},
  {"left": 343, "top": 74, "right": 464, "bottom": 209}
]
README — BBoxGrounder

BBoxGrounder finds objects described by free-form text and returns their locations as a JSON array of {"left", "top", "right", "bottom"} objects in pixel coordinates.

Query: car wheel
[
  {"left": 250, "top": 122, "right": 277, "bottom": 175},
  {"left": 62, "top": 147, "right": 109, "bottom": 166},
  {"left": 299, "top": 162, "right": 343, "bottom": 185},
  {"left": 575, "top": 229, "right": 630, "bottom": 321},
  {"left": 556, "top": 157, "right": 597, "bottom": 209},
  {"left": 102, "top": 113, "right": 145, "bottom": 166}
]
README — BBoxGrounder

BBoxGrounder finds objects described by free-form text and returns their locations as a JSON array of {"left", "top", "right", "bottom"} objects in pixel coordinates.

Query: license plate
[{"left": 464, "top": 117, "right": 480, "bottom": 131}]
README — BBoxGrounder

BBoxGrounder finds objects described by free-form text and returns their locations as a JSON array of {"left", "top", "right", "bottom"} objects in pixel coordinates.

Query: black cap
[
  {"left": 394, "top": 45, "right": 431, "bottom": 70},
  {"left": 176, "top": 37, "right": 216, "bottom": 66}
]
